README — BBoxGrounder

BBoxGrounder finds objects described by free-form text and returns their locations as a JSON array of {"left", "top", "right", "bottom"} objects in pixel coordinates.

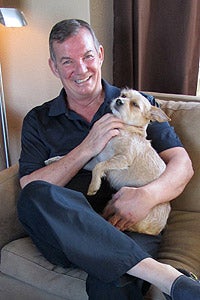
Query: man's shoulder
[
  {"left": 24, "top": 89, "right": 66, "bottom": 120},
  {"left": 24, "top": 99, "right": 55, "bottom": 121},
  {"left": 102, "top": 79, "right": 121, "bottom": 100},
  {"left": 139, "top": 91, "right": 157, "bottom": 106}
]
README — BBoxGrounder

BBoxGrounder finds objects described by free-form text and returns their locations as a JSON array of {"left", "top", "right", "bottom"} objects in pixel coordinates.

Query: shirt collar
[
  {"left": 103, "top": 79, "right": 121, "bottom": 103},
  {"left": 48, "top": 79, "right": 121, "bottom": 117},
  {"left": 48, "top": 89, "right": 68, "bottom": 117}
]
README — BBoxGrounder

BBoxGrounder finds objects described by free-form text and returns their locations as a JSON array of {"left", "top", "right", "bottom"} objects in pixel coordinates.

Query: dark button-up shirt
[{"left": 19, "top": 80, "right": 182, "bottom": 179}]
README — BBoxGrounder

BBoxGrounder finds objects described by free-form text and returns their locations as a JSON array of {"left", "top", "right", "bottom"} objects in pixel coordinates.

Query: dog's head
[{"left": 110, "top": 89, "right": 170, "bottom": 126}]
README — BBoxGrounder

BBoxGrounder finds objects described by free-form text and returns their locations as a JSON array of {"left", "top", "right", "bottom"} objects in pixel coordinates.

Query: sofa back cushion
[
  {"left": 158, "top": 99, "right": 200, "bottom": 212},
  {"left": 156, "top": 98, "right": 200, "bottom": 277}
]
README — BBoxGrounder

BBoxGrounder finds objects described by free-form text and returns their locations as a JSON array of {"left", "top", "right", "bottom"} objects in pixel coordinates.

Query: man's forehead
[{"left": 53, "top": 29, "right": 96, "bottom": 52}]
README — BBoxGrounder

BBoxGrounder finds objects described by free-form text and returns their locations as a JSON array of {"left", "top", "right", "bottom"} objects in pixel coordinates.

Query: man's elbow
[
  {"left": 180, "top": 150, "right": 194, "bottom": 189},
  {"left": 186, "top": 157, "right": 194, "bottom": 182},
  {"left": 20, "top": 175, "right": 32, "bottom": 189}
]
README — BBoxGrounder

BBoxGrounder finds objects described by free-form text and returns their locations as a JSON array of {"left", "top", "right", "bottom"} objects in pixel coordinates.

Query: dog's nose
[{"left": 116, "top": 98, "right": 124, "bottom": 106}]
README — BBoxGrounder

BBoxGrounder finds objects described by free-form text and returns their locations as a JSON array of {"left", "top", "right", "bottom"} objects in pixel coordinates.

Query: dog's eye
[
  {"left": 131, "top": 102, "right": 139, "bottom": 108},
  {"left": 121, "top": 94, "right": 127, "bottom": 98}
]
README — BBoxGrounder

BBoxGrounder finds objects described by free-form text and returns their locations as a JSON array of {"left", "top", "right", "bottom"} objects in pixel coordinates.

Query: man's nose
[{"left": 74, "top": 59, "right": 87, "bottom": 74}]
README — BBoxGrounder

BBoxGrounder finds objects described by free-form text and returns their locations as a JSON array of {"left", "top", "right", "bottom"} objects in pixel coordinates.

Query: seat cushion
[
  {"left": 0, "top": 237, "right": 88, "bottom": 300},
  {"left": 158, "top": 210, "right": 200, "bottom": 278}
]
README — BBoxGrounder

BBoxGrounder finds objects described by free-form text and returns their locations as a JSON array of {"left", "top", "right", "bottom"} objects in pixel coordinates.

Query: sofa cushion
[
  {"left": 0, "top": 164, "right": 26, "bottom": 250},
  {"left": 0, "top": 237, "right": 88, "bottom": 300},
  {"left": 145, "top": 97, "right": 200, "bottom": 300},
  {"left": 155, "top": 99, "right": 200, "bottom": 279},
  {"left": 158, "top": 99, "right": 200, "bottom": 212},
  {"left": 158, "top": 210, "right": 200, "bottom": 278}
]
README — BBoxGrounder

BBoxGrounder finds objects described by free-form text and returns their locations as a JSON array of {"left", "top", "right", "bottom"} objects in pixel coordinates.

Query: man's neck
[{"left": 66, "top": 89, "right": 105, "bottom": 122}]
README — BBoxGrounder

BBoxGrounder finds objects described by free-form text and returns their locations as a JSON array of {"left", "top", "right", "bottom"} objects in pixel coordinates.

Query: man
[{"left": 18, "top": 19, "right": 200, "bottom": 300}]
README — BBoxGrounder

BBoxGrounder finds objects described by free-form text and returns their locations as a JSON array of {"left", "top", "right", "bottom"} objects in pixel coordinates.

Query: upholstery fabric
[
  {"left": 0, "top": 164, "right": 26, "bottom": 250},
  {"left": 157, "top": 99, "right": 200, "bottom": 277},
  {"left": 1, "top": 237, "right": 87, "bottom": 299},
  {"left": 159, "top": 99, "right": 200, "bottom": 212},
  {"left": 158, "top": 211, "right": 200, "bottom": 277}
]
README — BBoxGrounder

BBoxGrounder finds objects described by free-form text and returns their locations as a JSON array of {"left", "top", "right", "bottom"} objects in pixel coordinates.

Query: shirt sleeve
[
  {"left": 19, "top": 110, "right": 49, "bottom": 178},
  {"left": 140, "top": 92, "right": 183, "bottom": 152},
  {"left": 147, "top": 121, "right": 183, "bottom": 153}
]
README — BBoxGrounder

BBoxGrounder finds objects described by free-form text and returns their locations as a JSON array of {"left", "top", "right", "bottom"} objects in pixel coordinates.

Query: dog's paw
[
  {"left": 87, "top": 189, "right": 97, "bottom": 196},
  {"left": 87, "top": 181, "right": 101, "bottom": 195},
  {"left": 87, "top": 185, "right": 98, "bottom": 195},
  {"left": 87, "top": 176, "right": 102, "bottom": 196}
]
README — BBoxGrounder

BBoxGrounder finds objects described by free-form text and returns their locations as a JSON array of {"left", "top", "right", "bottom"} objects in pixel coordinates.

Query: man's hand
[
  {"left": 82, "top": 113, "right": 124, "bottom": 157},
  {"left": 102, "top": 186, "right": 153, "bottom": 231}
]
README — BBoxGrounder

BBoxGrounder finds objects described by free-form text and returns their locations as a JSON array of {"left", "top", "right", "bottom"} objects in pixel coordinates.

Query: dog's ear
[{"left": 149, "top": 106, "right": 171, "bottom": 123}]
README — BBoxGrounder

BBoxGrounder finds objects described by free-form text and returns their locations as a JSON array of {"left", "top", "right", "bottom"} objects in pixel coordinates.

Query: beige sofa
[{"left": 0, "top": 93, "right": 200, "bottom": 300}]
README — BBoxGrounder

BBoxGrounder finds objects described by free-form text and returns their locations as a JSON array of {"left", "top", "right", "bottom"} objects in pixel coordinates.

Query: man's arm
[
  {"left": 102, "top": 147, "right": 194, "bottom": 231},
  {"left": 20, "top": 114, "right": 124, "bottom": 189}
]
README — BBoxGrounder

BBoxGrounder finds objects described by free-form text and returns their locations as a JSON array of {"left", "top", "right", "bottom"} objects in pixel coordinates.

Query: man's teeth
[{"left": 75, "top": 77, "right": 90, "bottom": 84}]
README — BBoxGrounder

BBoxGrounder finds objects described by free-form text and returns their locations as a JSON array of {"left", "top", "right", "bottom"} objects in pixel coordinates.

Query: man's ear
[
  {"left": 48, "top": 58, "right": 60, "bottom": 78},
  {"left": 98, "top": 45, "right": 104, "bottom": 66}
]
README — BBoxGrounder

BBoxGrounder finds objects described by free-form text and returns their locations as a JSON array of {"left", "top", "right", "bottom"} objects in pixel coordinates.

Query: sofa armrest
[{"left": 0, "top": 164, "right": 26, "bottom": 250}]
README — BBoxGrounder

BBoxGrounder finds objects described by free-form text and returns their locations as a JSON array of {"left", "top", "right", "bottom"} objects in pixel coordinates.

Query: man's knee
[{"left": 19, "top": 180, "right": 53, "bottom": 200}]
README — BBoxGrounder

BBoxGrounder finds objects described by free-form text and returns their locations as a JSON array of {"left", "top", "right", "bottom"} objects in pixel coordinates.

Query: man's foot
[{"left": 171, "top": 274, "right": 200, "bottom": 300}]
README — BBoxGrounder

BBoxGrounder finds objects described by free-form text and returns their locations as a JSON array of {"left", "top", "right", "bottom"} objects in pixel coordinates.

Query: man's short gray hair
[{"left": 49, "top": 19, "right": 100, "bottom": 62}]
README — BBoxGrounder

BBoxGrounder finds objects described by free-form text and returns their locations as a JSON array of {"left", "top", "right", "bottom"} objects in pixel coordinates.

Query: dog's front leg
[
  {"left": 87, "top": 155, "right": 131, "bottom": 195},
  {"left": 87, "top": 161, "right": 108, "bottom": 195}
]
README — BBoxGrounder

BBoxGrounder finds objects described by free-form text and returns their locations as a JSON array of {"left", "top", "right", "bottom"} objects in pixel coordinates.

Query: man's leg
[
  {"left": 86, "top": 275, "right": 144, "bottom": 300},
  {"left": 17, "top": 180, "right": 150, "bottom": 283},
  {"left": 18, "top": 181, "right": 200, "bottom": 300},
  {"left": 86, "top": 232, "right": 162, "bottom": 300}
]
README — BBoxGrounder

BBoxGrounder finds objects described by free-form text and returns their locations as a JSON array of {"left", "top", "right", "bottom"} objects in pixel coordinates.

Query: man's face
[{"left": 49, "top": 28, "right": 104, "bottom": 101}]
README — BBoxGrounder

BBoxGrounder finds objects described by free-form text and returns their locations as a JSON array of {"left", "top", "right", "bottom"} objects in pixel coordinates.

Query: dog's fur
[{"left": 85, "top": 89, "right": 171, "bottom": 235}]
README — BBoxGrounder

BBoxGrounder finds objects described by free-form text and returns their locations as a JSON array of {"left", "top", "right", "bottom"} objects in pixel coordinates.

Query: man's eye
[
  {"left": 63, "top": 60, "right": 72, "bottom": 65},
  {"left": 85, "top": 54, "right": 94, "bottom": 60}
]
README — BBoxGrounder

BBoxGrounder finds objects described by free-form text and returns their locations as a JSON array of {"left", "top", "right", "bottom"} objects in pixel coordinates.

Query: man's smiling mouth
[{"left": 75, "top": 76, "right": 91, "bottom": 84}]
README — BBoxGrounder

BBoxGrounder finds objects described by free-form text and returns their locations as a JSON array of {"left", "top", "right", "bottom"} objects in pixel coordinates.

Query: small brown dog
[{"left": 86, "top": 89, "right": 171, "bottom": 235}]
